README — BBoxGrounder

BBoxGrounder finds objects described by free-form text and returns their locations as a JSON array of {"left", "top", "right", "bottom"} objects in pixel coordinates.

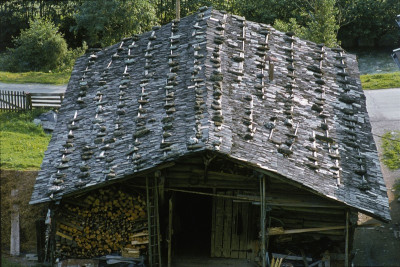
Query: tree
[
  {"left": 305, "top": 0, "right": 338, "bottom": 47},
  {"left": 0, "top": 0, "right": 83, "bottom": 51},
  {"left": 5, "top": 17, "right": 86, "bottom": 72},
  {"left": 337, "top": 0, "right": 400, "bottom": 47},
  {"left": 73, "top": 0, "right": 157, "bottom": 48},
  {"left": 273, "top": 0, "right": 339, "bottom": 47}
]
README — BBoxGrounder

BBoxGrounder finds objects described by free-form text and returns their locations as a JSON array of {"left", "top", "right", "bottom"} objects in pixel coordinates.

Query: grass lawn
[
  {"left": 381, "top": 131, "right": 400, "bottom": 196},
  {"left": 360, "top": 72, "right": 400, "bottom": 90},
  {"left": 0, "top": 71, "right": 70, "bottom": 85},
  {"left": 382, "top": 131, "right": 400, "bottom": 170},
  {"left": 0, "top": 109, "right": 51, "bottom": 170}
]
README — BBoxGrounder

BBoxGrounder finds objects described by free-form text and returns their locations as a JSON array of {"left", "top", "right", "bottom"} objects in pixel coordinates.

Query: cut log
[{"left": 54, "top": 186, "right": 148, "bottom": 259}]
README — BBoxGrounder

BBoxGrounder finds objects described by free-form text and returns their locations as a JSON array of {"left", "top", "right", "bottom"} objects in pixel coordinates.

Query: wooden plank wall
[{"left": 211, "top": 191, "right": 256, "bottom": 260}]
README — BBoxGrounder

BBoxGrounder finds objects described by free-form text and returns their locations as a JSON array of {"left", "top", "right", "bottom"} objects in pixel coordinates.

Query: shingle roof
[{"left": 30, "top": 7, "right": 390, "bottom": 222}]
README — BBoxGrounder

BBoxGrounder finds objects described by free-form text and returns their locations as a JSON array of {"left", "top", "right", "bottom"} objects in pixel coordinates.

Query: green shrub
[{"left": 4, "top": 17, "right": 86, "bottom": 72}]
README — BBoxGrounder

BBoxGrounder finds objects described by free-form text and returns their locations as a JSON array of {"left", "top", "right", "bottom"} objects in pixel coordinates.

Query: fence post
[
  {"left": 13, "top": 91, "right": 16, "bottom": 111},
  {"left": 7, "top": 90, "right": 11, "bottom": 111},
  {"left": 26, "top": 93, "right": 32, "bottom": 110}
]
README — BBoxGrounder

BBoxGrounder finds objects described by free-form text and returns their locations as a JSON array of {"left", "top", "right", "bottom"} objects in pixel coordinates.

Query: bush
[{"left": 4, "top": 17, "right": 86, "bottom": 72}]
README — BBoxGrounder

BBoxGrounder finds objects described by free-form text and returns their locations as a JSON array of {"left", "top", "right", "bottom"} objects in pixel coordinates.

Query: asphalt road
[
  {"left": 364, "top": 88, "right": 400, "bottom": 124},
  {"left": 0, "top": 82, "right": 66, "bottom": 94}
]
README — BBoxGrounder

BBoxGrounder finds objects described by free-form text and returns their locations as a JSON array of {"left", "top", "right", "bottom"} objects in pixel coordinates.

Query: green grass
[
  {"left": 382, "top": 131, "right": 400, "bottom": 170},
  {"left": 1, "top": 258, "right": 23, "bottom": 267},
  {"left": 1, "top": 257, "right": 42, "bottom": 267},
  {"left": 0, "top": 109, "right": 51, "bottom": 170},
  {"left": 361, "top": 72, "right": 400, "bottom": 90},
  {"left": 0, "top": 71, "right": 70, "bottom": 85}
]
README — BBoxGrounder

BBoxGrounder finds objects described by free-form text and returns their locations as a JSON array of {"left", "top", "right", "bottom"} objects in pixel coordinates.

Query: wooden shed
[{"left": 31, "top": 7, "right": 390, "bottom": 267}]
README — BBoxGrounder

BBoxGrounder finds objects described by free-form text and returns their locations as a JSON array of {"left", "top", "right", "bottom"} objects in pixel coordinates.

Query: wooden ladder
[{"left": 146, "top": 175, "right": 162, "bottom": 267}]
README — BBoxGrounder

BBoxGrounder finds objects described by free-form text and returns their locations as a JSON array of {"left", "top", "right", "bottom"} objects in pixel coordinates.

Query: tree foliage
[
  {"left": 337, "top": 0, "right": 400, "bottom": 46},
  {"left": 0, "top": 0, "right": 399, "bottom": 55},
  {"left": 73, "top": 0, "right": 157, "bottom": 47},
  {"left": 0, "top": 0, "right": 82, "bottom": 51},
  {"left": 273, "top": 0, "right": 339, "bottom": 47},
  {"left": 4, "top": 17, "right": 86, "bottom": 72}
]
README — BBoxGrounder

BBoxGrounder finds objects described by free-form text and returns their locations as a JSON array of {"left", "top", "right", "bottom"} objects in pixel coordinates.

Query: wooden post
[
  {"left": 146, "top": 177, "right": 153, "bottom": 267},
  {"left": 176, "top": 0, "right": 180, "bottom": 20},
  {"left": 7, "top": 90, "right": 11, "bottom": 111},
  {"left": 168, "top": 196, "right": 173, "bottom": 267},
  {"left": 26, "top": 93, "right": 32, "bottom": 110},
  {"left": 345, "top": 210, "right": 349, "bottom": 267},
  {"left": 10, "top": 189, "right": 20, "bottom": 256},
  {"left": 260, "top": 176, "right": 266, "bottom": 267}
]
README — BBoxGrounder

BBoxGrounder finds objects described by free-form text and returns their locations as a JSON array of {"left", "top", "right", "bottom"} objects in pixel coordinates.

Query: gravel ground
[{"left": 0, "top": 82, "right": 66, "bottom": 94}]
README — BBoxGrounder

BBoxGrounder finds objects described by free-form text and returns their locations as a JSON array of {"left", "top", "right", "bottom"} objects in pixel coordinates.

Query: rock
[
  {"left": 33, "top": 119, "right": 41, "bottom": 126},
  {"left": 35, "top": 110, "right": 58, "bottom": 132}
]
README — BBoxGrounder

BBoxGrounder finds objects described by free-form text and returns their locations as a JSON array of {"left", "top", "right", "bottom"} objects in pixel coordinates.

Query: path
[
  {"left": 0, "top": 82, "right": 67, "bottom": 94},
  {"left": 353, "top": 88, "right": 400, "bottom": 266}
]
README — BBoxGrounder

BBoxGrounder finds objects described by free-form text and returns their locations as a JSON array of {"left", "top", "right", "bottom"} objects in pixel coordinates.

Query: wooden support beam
[
  {"left": 272, "top": 253, "right": 312, "bottom": 262},
  {"left": 176, "top": 0, "right": 180, "bottom": 20},
  {"left": 260, "top": 176, "right": 266, "bottom": 267},
  {"left": 345, "top": 210, "right": 349, "bottom": 267},
  {"left": 168, "top": 196, "right": 173, "bottom": 267},
  {"left": 268, "top": 225, "right": 346, "bottom": 235}
]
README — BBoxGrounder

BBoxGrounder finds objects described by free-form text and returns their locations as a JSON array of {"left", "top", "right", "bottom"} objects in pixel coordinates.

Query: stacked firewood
[{"left": 54, "top": 187, "right": 148, "bottom": 258}]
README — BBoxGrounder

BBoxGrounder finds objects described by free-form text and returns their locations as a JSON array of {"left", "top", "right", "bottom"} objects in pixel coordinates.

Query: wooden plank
[
  {"left": 210, "top": 194, "right": 216, "bottom": 257},
  {"left": 55, "top": 231, "right": 73, "bottom": 241},
  {"left": 32, "top": 103, "right": 62, "bottom": 108},
  {"left": 58, "top": 218, "right": 84, "bottom": 231},
  {"left": 268, "top": 225, "right": 346, "bottom": 235},
  {"left": 345, "top": 211, "right": 349, "bottom": 267},
  {"left": 168, "top": 196, "right": 173, "bottom": 267},
  {"left": 26, "top": 93, "right": 32, "bottom": 110},
  {"left": 230, "top": 199, "right": 239, "bottom": 258},
  {"left": 14, "top": 91, "right": 17, "bottom": 111},
  {"left": 261, "top": 176, "right": 266, "bottom": 267},
  {"left": 239, "top": 202, "right": 249, "bottom": 259},
  {"left": 272, "top": 253, "right": 312, "bottom": 262},
  {"left": 12, "top": 91, "right": 15, "bottom": 111},
  {"left": 30, "top": 93, "right": 65, "bottom": 96},
  {"left": 7, "top": 90, "right": 11, "bottom": 111},
  {"left": 222, "top": 191, "right": 233, "bottom": 258},
  {"left": 214, "top": 192, "right": 224, "bottom": 257},
  {"left": 17, "top": 91, "right": 21, "bottom": 110},
  {"left": 167, "top": 178, "right": 257, "bottom": 189},
  {"left": 18, "top": 91, "right": 21, "bottom": 110},
  {"left": 22, "top": 91, "right": 26, "bottom": 110}
]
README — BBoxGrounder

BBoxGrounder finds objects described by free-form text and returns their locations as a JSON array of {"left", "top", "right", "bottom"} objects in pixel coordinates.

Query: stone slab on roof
[{"left": 31, "top": 8, "right": 390, "bottom": 222}]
